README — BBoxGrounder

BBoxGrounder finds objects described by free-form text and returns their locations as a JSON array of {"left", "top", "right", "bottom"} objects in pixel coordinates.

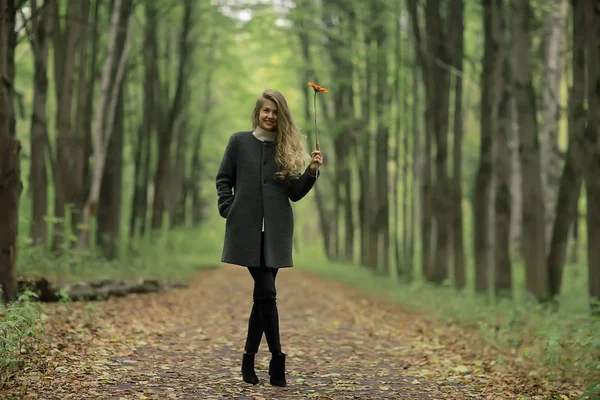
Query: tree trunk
[
  {"left": 354, "top": 6, "right": 376, "bottom": 268},
  {"left": 449, "top": 0, "right": 466, "bottom": 290},
  {"left": 190, "top": 36, "right": 217, "bottom": 227},
  {"left": 360, "top": 24, "right": 377, "bottom": 269},
  {"left": 427, "top": 0, "right": 452, "bottom": 284},
  {"left": 332, "top": 138, "right": 341, "bottom": 259},
  {"left": 358, "top": 128, "right": 374, "bottom": 267},
  {"left": 171, "top": 117, "right": 189, "bottom": 229},
  {"left": 406, "top": 0, "right": 433, "bottom": 280},
  {"left": 344, "top": 7, "right": 357, "bottom": 263},
  {"left": 511, "top": 0, "right": 549, "bottom": 301},
  {"left": 540, "top": 0, "right": 567, "bottom": 242},
  {"left": 97, "top": 78, "right": 125, "bottom": 259},
  {"left": 338, "top": 131, "right": 354, "bottom": 262},
  {"left": 130, "top": 123, "right": 146, "bottom": 237},
  {"left": 81, "top": 0, "right": 100, "bottom": 228},
  {"left": 474, "top": 0, "right": 501, "bottom": 293},
  {"left": 372, "top": 0, "right": 390, "bottom": 274},
  {"left": 151, "top": 0, "right": 193, "bottom": 230},
  {"left": 495, "top": 52, "right": 513, "bottom": 297},
  {"left": 96, "top": 0, "right": 132, "bottom": 258},
  {"left": 0, "top": 0, "right": 22, "bottom": 302},
  {"left": 293, "top": 3, "right": 335, "bottom": 258},
  {"left": 510, "top": 94, "right": 523, "bottom": 255},
  {"left": 190, "top": 124, "right": 205, "bottom": 225},
  {"left": 71, "top": 0, "right": 92, "bottom": 234},
  {"left": 393, "top": 1, "right": 406, "bottom": 276},
  {"left": 409, "top": 37, "right": 420, "bottom": 279},
  {"left": 583, "top": 0, "right": 600, "bottom": 314},
  {"left": 541, "top": 0, "right": 566, "bottom": 239},
  {"left": 343, "top": 142, "right": 354, "bottom": 262},
  {"left": 52, "top": 0, "right": 85, "bottom": 250},
  {"left": 401, "top": 70, "right": 409, "bottom": 276},
  {"left": 547, "top": 0, "right": 586, "bottom": 300},
  {"left": 130, "top": 1, "right": 157, "bottom": 238},
  {"left": 569, "top": 204, "right": 579, "bottom": 263},
  {"left": 28, "top": 0, "right": 52, "bottom": 247},
  {"left": 78, "top": 0, "right": 133, "bottom": 247}
]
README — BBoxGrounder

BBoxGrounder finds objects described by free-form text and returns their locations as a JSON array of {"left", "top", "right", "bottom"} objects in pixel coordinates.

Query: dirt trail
[{"left": 6, "top": 265, "right": 574, "bottom": 399}]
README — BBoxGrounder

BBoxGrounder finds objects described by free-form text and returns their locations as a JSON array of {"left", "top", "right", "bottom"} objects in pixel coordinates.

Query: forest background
[{"left": 0, "top": 0, "right": 598, "bottom": 396}]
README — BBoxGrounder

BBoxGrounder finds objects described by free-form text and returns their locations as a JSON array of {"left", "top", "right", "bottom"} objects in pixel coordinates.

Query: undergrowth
[
  {"left": 2, "top": 224, "right": 224, "bottom": 389},
  {"left": 295, "top": 249, "right": 600, "bottom": 397},
  {"left": 0, "top": 291, "right": 43, "bottom": 390},
  {"left": 16, "top": 224, "right": 223, "bottom": 287}
]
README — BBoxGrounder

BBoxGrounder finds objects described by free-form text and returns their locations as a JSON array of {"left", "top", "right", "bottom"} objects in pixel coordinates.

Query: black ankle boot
[
  {"left": 241, "top": 353, "right": 259, "bottom": 385},
  {"left": 269, "top": 352, "right": 287, "bottom": 387}
]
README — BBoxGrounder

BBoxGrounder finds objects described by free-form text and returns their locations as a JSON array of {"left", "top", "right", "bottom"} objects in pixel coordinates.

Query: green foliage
[
  {"left": 16, "top": 222, "right": 223, "bottom": 287},
  {"left": 7, "top": 0, "right": 596, "bottom": 394},
  {"left": 581, "top": 379, "right": 600, "bottom": 399},
  {"left": 0, "top": 291, "right": 44, "bottom": 389}
]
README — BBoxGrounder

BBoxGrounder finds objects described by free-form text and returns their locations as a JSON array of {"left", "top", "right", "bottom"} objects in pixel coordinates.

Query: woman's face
[{"left": 258, "top": 99, "right": 278, "bottom": 131}]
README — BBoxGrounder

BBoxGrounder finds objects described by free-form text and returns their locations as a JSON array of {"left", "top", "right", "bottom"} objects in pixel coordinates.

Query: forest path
[{"left": 8, "top": 265, "right": 565, "bottom": 399}]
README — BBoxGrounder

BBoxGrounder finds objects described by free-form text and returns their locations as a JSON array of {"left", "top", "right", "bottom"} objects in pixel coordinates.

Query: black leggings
[{"left": 244, "top": 234, "right": 281, "bottom": 354}]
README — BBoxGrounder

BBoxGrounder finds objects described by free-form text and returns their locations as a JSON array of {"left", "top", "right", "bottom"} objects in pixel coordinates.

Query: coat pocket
[{"left": 226, "top": 197, "right": 237, "bottom": 220}]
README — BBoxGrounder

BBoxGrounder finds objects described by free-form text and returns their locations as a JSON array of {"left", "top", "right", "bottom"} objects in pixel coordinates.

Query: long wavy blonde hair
[{"left": 251, "top": 90, "right": 307, "bottom": 181}]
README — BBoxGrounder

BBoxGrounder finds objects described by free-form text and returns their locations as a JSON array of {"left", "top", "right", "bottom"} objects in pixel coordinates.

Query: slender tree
[
  {"left": 151, "top": 0, "right": 194, "bottom": 230},
  {"left": 511, "top": 0, "right": 549, "bottom": 301},
  {"left": 474, "top": 0, "right": 502, "bottom": 293},
  {"left": 0, "top": 0, "right": 22, "bottom": 302},
  {"left": 97, "top": 0, "right": 134, "bottom": 258},
  {"left": 583, "top": 0, "right": 600, "bottom": 313},
  {"left": 130, "top": 1, "right": 158, "bottom": 239},
  {"left": 540, "top": 0, "right": 566, "bottom": 239},
  {"left": 449, "top": 0, "right": 466, "bottom": 290},
  {"left": 494, "top": 9, "right": 513, "bottom": 296},
  {"left": 372, "top": 0, "right": 391, "bottom": 274},
  {"left": 51, "top": 0, "right": 87, "bottom": 249},
  {"left": 547, "top": 0, "right": 586, "bottom": 301},
  {"left": 292, "top": 0, "right": 335, "bottom": 258},
  {"left": 79, "top": 0, "right": 133, "bottom": 247},
  {"left": 24, "top": 0, "right": 53, "bottom": 248},
  {"left": 406, "top": 0, "right": 433, "bottom": 280}
]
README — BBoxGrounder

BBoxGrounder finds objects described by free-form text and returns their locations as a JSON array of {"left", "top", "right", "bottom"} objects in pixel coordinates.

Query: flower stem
[{"left": 313, "top": 91, "right": 318, "bottom": 147}]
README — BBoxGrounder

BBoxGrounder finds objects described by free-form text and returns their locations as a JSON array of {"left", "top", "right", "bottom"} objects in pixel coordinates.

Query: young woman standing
[{"left": 215, "top": 89, "right": 323, "bottom": 387}]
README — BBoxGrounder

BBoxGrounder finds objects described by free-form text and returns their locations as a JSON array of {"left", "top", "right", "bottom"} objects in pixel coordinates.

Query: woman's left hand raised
[{"left": 310, "top": 142, "right": 323, "bottom": 175}]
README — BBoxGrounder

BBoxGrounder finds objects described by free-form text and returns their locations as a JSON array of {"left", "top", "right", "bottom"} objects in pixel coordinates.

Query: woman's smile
[{"left": 258, "top": 99, "right": 278, "bottom": 131}]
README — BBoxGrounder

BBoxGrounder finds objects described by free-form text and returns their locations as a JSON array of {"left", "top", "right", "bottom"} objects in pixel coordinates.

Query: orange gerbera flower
[
  {"left": 307, "top": 82, "right": 328, "bottom": 148},
  {"left": 308, "top": 81, "right": 328, "bottom": 93}
]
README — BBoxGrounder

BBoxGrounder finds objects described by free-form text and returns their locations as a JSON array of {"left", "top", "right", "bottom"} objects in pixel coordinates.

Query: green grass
[
  {"left": 16, "top": 224, "right": 223, "bottom": 287},
  {"left": 16, "top": 190, "right": 225, "bottom": 286},
  {"left": 294, "top": 245, "right": 600, "bottom": 393}
]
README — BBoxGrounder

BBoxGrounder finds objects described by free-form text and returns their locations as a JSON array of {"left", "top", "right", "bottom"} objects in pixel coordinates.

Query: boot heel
[
  {"left": 242, "top": 353, "right": 259, "bottom": 385},
  {"left": 269, "top": 352, "right": 287, "bottom": 387}
]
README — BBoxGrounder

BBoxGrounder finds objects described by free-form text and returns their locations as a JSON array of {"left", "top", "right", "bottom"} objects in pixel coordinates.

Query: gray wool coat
[{"left": 215, "top": 130, "right": 319, "bottom": 268}]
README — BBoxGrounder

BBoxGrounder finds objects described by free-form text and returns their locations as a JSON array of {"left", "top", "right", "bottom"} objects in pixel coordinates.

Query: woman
[{"left": 215, "top": 89, "right": 323, "bottom": 387}]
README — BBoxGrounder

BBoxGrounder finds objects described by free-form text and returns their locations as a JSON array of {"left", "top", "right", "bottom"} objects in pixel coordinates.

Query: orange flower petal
[{"left": 308, "top": 81, "right": 328, "bottom": 93}]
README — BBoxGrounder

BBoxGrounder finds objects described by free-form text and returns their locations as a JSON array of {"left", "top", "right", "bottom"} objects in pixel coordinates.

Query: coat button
[
  {"left": 263, "top": 160, "right": 267, "bottom": 165},
  {"left": 263, "top": 179, "right": 267, "bottom": 184}
]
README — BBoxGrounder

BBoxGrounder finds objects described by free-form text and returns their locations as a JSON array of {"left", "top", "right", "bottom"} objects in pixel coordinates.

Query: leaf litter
[{"left": 4, "top": 265, "right": 585, "bottom": 399}]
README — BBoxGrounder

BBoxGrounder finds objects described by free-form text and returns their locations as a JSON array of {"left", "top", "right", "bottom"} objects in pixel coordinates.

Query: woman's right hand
[{"left": 309, "top": 142, "right": 323, "bottom": 175}]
